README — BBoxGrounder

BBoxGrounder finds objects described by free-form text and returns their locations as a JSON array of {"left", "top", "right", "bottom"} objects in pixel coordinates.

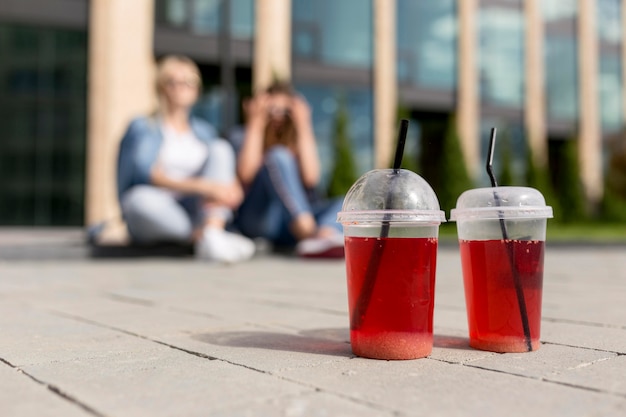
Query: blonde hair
[{"left": 155, "top": 55, "right": 202, "bottom": 111}]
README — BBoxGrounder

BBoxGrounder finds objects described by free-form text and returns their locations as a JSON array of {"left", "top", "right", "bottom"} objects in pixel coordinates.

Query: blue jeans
[{"left": 236, "top": 146, "right": 344, "bottom": 246}]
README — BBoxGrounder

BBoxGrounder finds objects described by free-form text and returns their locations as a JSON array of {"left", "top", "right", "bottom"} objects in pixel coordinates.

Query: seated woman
[
  {"left": 236, "top": 82, "right": 344, "bottom": 258},
  {"left": 117, "top": 55, "right": 254, "bottom": 263}
]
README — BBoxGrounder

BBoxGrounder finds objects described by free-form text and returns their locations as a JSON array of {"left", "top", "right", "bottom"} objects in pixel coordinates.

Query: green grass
[
  {"left": 438, "top": 221, "right": 626, "bottom": 243},
  {"left": 546, "top": 222, "right": 626, "bottom": 243}
]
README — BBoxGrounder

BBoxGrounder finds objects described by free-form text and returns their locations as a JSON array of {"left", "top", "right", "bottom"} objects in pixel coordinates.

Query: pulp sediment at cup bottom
[
  {"left": 351, "top": 331, "right": 433, "bottom": 360},
  {"left": 470, "top": 336, "right": 541, "bottom": 353}
]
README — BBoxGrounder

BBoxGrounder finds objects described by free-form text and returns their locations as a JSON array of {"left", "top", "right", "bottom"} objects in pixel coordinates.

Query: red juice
[
  {"left": 344, "top": 236, "right": 438, "bottom": 359},
  {"left": 459, "top": 239, "right": 544, "bottom": 352}
]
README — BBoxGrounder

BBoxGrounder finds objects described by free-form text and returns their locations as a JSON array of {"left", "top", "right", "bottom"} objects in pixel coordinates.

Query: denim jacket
[{"left": 116, "top": 115, "right": 217, "bottom": 201}]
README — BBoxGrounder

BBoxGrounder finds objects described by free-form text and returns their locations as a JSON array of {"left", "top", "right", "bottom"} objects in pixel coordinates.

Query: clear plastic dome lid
[
  {"left": 449, "top": 186, "right": 553, "bottom": 221},
  {"left": 337, "top": 169, "right": 445, "bottom": 224}
]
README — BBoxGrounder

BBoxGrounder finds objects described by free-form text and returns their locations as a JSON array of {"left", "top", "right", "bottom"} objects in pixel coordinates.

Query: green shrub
[
  {"left": 497, "top": 129, "right": 515, "bottom": 186},
  {"left": 601, "top": 133, "right": 626, "bottom": 221},
  {"left": 525, "top": 142, "right": 562, "bottom": 222},
  {"left": 605, "top": 133, "right": 626, "bottom": 194},
  {"left": 555, "top": 139, "right": 587, "bottom": 223},
  {"left": 394, "top": 106, "right": 420, "bottom": 173},
  {"left": 600, "top": 185, "right": 626, "bottom": 222},
  {"left": 435, "top": 115, "right": 474, "bottom": 214},
  {"left": 327, "top": 98, "right": 358, "bottom": 197}
]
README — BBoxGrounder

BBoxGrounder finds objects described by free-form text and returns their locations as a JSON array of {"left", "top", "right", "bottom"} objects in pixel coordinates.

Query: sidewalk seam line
[
  {"left": 47, "top": 310, "right": 405, "bottom": 416},
  {"left": 433, "top": 359, "right": 626, "bottom": 399},
  {"left": 0, "top": 357, "right": 109, "bottom": 417},
  {"left": 541, "top": 341, "right": 625, "bottom": 355},
  {"left": 543, "top": 316, "right": 626, "bottom": 330}
]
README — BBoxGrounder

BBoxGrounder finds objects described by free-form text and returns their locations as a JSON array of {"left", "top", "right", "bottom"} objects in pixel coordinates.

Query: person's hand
[
  {"left": 246, "top": 93, "right": 270, "bottom": 125},
  {"left": 290, "top": 95, "right": 312, "bottom": 128},
  {"left": 194, "top": 179, "right": 243, "bottom": 209}
]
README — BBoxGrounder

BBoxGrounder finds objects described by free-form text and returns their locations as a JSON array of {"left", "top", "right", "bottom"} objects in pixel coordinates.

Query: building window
[
  {"left": 396, "top": 0, "right": 457, "bottom": 90},
  {"left": 292, "top": 0, "right": 374, "bottom": 190},
  {"left": 599, "top": 55, "right": 623, "bottom": 132},
  {"left": 597, "top": 0, "right": 622, "bottom": 44},
  {"left": 543, "top": 0, "right": 578, "bottom": 123},
  {"left": 545, "top": 35, "right": 578, "bottom": 122},
  {"left": 0, "top": 24, "right": 87, "bottom": 225},
  {"left": 479, "top": 2, "right": 524, "bottom": 108},
  {"left": 294, "top": 84, "right": 373, "bottom": 189},
  {"left": 155, "top": 0, "right": 254, "bottom": 39},
  {"left": 597, "top": 0, "right": 623, "bottom": 133},
  {"left": 292, "top": 0, "right": 372, "bottom": 68}
]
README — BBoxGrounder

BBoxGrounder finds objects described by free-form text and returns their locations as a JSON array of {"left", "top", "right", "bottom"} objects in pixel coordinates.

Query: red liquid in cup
[
  {"left": 459, "top": 239, "right": 544, "bottom": 352},
  {"left": 345, "top": 236, "right": 438, "bottom": 359}
]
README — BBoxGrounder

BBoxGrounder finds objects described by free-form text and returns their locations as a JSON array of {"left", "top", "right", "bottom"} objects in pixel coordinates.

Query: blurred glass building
[{"left": 0, "top": 0, "right": 623, "bottom": 226}]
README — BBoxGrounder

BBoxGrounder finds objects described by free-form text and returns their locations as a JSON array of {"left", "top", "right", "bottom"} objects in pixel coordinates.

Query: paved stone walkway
[{"left": 0, "top": 231, "right": 624, "bottom": 416}]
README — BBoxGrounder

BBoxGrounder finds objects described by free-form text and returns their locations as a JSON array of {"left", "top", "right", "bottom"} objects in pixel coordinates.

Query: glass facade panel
[
  {"left": 543, "top": 0, "right": 578, "bottom": 122},
  {"left": 292, "top": 0, "right": 372, "bottom": 68},
  {"left": 0, "top": 24, "right": 87, "bottom": 225},
  {"left": 292, "top": 0, "right": 374, "bottom": 191},
  {"left": 479, "top": 4, "right": 524, "bottom": 107},
  {"left": 191, "top": 0, "right": 221, "bottom": 34},
  {"left": 542, "top": 0, "right": 577, "bottom": 22},
  {"left": 231, "top": 0, "right": 254, "bottom": 39},
  {"left": 156, "top": 0, "right": 254, "bottom": 38},
  {"left": 545, "top": 35, "right": 578, "bottom": 121},
  {"left": 293, "top": 84, "right": 373, "bottom": 189},
  {"left": 599, "top": 55, "right": 623, "bottom": 131},
  {"left": 597, "top": 0, "right": 623, "bottom": 133},
  {"left": 597, "top": 0, "right": 622, "bottom": 43},
  {"left": 396, "top": 0, "right": 456, "bottom": 89},
  {"left": 162, "top": 0, "right": 188, "bottom": 28}
]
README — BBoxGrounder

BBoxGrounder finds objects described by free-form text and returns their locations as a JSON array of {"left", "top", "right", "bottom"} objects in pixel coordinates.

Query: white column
[
  {"left": 457, "top": 0, "right": 480, "bottom": 179},
  {"left": 253, "top": 0, "right": 292, "bottom": 92},
  {"left": 524, "top": 0, "right": 548, "bottom": 168},
  {"left": 373, "top": 0, "right": 397, "bottom": 169},
  {"left": 86, "top": 0, "right": 156, "bottom": 234},
  {"left": 578, "top": 0, "right": 603, "bottom": 206}
]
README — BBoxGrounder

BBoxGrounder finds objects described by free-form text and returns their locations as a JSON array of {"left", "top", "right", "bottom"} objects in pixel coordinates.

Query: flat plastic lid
[
  {"left": 449, "top": 186, "right": 553, "bottom": 220},
  {"left": 337, "top": 169, "right": 445, "bottom": 224}
]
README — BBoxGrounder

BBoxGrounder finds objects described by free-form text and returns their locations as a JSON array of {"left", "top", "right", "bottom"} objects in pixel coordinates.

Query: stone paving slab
[
  {"left": 23, "top": 347, "right": 310, "bottom": 417},
  {"left": 0, "top": 365, "right": 91, "bottom": 417},
  {"left": 275, "top": 356, "right": 626, "bottom": 417},
  {"left": 208, "top": 391, "right": 394, "bottom": 417},
  {"left": 0, "top": 245, "right": 625, "bottom": 416},
  {"left": 541, "top": 320, "right": 626, "bottom": 354}
]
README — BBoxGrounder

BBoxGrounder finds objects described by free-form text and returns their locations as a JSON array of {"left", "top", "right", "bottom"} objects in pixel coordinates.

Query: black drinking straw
[
  {"left": 351, "top": 119, "right": 409, "bottom": 330},
  {"left": 487, "top": 128, "right": 533, "bottom": 352}
]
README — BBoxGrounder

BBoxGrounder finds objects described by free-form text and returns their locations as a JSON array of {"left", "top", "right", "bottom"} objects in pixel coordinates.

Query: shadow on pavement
[
  {"left": 193, "top": 327, "right": 353, "bottom": 357},
  {"left": 194, "top": 329, "right": 472, "bottom": 356},
  {"left": 433, "top": 334, "right": 471, "bottom": 350}
]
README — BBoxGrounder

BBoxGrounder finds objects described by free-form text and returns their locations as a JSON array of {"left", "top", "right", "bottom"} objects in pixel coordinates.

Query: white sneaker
[
  {"left": 226, "top": 231, "right": 256, "bottom": 261},
  {"left": 296, "top": 233, "right": 345, "bottom": 259},
  {"left": 195, "top": 228, "right": 255, "bottom": 263}
]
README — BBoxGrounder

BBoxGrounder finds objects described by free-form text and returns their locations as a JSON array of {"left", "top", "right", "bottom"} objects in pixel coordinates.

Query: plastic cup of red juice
[
  {"left": 337, "top": 169, "right": 445, "bottom": 360},
  {"left": 450, "top": 186, "right": 553, "bottom": 353}
]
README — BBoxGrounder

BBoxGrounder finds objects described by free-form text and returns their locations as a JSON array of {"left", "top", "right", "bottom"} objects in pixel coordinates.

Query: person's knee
[
  {"left": 121, "top": 186, "right": 192, "bottom": 243},
  {"left": 264, "top": 145, "right": 296, "bottom": 169},
  {"left": 290, "top": 213, "right": 317, "bottom": 240},
  {"left": 202, "top": 139, "right": 236, "bottom": 182},
  {"left": 207, "top": 139, "right": 235, "bottom": 162},
  {"left": 121, "top": 186, "right": 166, "bottom": 216}
]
